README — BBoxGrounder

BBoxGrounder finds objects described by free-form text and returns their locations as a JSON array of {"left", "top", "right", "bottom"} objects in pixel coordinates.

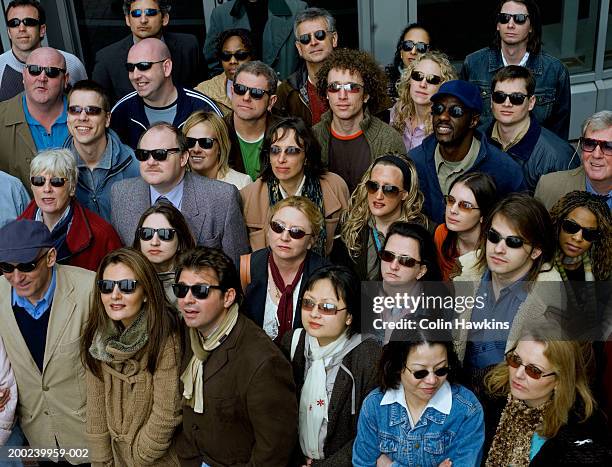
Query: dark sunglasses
[
  {"left": 579, "top": 137, "right": 612, "bottom": 156},
  {"left": 298, "top": 29, "right": 328, "bottom": 45},
  {"left": 400, "top": 40, "right": 429, "bottom": 54},
  {"left": 7, "top": 17, "right": 40, "bottom": 28},
  {"left": 186, "top": 137, "right": 216, "bottom": 150},
  {"left": 411, "top": 70, "right": 442, "bottom": 85},
  {"left": 220, "top": 50, "right": 251, "bottom": 62},
  {"left": 487, "top": 228, "right": 527, "bottom": 249},
  {"left": 379, "top": 250, "right": 421, "bottom": 268},
  {"left": 444, "top": 195, "right": 479, "bottom": 211},
  {"left": 365, "top": 180, "right": 403, "bottom": 198},
  {"left": 270, "top": 145, "right": 303, "bottom": 156},
  {"left": 130, "top": 8, "right": 160, "bottom": 17},
  {"left": 134, "top": 148, "right": 181, "bottom": 162},
  {"left": 505, "top": 351, "right": 555, "bottom": 379},
  {"left": 68, "top": 105, "right": 104, "bottom": 116},
  {"left": 497, "top": 13, "right": 530, "bottom": 25},
  {"left": 561, "top": 219, "right": 600, "bottom": 242},
  {"left": 138, "top": 227, "right": 176, "bottom": 242},
  {"left": 125, "top": 59, "right": 166, "bottom": 72},
  {"left": 0, "top": 251, "right": 47, "bottom": 274},
  {"left": 492, "top": 91, "right": 529, "bottom": 105},
  {"left": 431, "top": 102, "right": 466, "bottom": 118},
  {"left": 233, "top": 83, "right": 270, "bottom": 99},
  {"left": 30, "top": 176, "right": 67, "bottom": 187},
  {"left": 406, "top": 366, "right": 450, "bottom": 380},
  {"left": 301, "top": 298, "right": 347, "bottom": 315},
  {"left": 26, "top": 65, "right": 65, "bottom": 79},
  {"left": 269, "top": 220, "right": 310, "bottom": 240},
  {"left": 326, "top": 82, "right": 363, "bottom": 94},
  {"left": 172, "top": 283, "right": 223, "bottom": 300},
  {"left": 98, "top": 279, "right": 139, "bottom": 294}
]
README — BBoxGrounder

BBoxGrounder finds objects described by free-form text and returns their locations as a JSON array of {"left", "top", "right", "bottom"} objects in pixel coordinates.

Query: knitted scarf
[
  {"left": 555, "top": 251, "right": 595, "bottom": 282},
  {"left": 181, "top": 304, "right": 239, "bottom": 413},
  {"left": 486, "top": 394, "right": 549, "bottom": 467},
  {"left": 269, "top": 252, "right": 305, "bottom": 343},
  {"left": 89, "top": 309, "right": 148, "bottom": 363}
]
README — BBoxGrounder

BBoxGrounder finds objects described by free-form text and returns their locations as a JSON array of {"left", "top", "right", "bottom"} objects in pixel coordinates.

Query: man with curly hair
[{"left": 312, "top": 48, "right": 405, "bottom": 193}]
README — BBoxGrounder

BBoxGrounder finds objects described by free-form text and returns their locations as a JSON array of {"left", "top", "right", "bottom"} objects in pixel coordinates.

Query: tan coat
[
  {"left": 194, "top": 72, "right": 232, "bottom": 116},
  {"left": 86, "top": 333, "right": 182, "bottom": 467},
  {"left": 240, "top": 172, "right": 350, "bottom": 256},
  {"left": 534, "top": 166, "right": 586, "bottom": 211}
]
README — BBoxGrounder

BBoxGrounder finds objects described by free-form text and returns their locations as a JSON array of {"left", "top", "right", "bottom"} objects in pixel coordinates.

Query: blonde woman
[{"left": 390, "top": 51, "right": 457, "bottom": 151}]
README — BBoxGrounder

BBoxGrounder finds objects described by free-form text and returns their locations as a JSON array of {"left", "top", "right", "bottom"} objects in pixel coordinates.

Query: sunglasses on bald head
[
  {"left": 26, "top": 65, "right": 65, "bottom": 79},
  {"left": 125, "top": 59, "right": 166, "bottom": 72}
]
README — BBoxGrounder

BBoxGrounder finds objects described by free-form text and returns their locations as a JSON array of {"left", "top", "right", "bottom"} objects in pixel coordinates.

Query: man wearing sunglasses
[
  {"left": 0, "top": 219, "right": 94, "bottom": 464},
  {"left": 92, "top": 0, "right": 203, "bottom": 105},
  {"left": 274, "top": 8, "right": 337, "bottom": 126},
  {"left": 460, "top": 0, "right": 570, "bottom": 140},
  {"left": 486, "top": 65, "right": 578, "bottom": 193},
  {"left": 110, "top": 38, "right": 221, "bottom": 150},
  {"left": 536, "top": 110, "right": 612, "bottom": 210},
  {"left": 409, "top": 79, "right": 525, "bottom": 225},
  {"left": 0, "top": 0, "right": 87, "bottom": 103}
]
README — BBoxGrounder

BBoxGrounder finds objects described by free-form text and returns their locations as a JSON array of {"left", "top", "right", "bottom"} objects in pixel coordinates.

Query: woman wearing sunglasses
[
  {"left": 281, "top": 265, "right": 381, "bottom": 467},
  {"left": 241, "top": 117, "right": 349, "bottom": 256},
  {"left": 391, "top": 51, "right": 457, "bottom": 151},
  {"left": 353, "top": 327, "right": 484, "bottom": 466},
  {"left": 332, "top": 154, "right": 430, "bottom": 280},
  {"left": 435, "top": 172, "right": 498, "bottom": 280},
  {"left": 484, "top": 336, "right": 612, "bottom": 465},
  {"left": 81, "top": 248, "right": 182, "bottom": 466},
  {"left": 242, "top": 196, "right": 328, "bottom": 343},
  {"left": 18, "top": 149, "right": 122, "bottom": 271},
  {"left": 182, "top": 110, "right": 251, "bottom": 189},
  {"left": 132, "top": 202, "right": 196, "bottom": 304}
]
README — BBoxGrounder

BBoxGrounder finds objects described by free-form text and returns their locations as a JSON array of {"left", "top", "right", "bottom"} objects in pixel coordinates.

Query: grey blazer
[
  {"left": 534, "top": 166, "right": 587, "bottom": 210},
  {"left": 110, "top": 172, "right": 250, "bottom": 265}
]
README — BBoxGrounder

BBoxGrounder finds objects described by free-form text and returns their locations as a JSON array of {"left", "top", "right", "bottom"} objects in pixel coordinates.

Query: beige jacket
[
  {"left": 194, "top": 73, "right": 232, "bottom": 116},
  {"left": 534, "top": 166, "right": 586, "bottom": 211}
]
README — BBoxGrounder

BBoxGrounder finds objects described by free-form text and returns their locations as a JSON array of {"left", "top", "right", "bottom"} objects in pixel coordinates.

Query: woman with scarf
[
  {"left": 241, "top": 117, "right": 349, "bottom": 257},
  {"left": 281, "top": 265, "right": 381, "bottom": 466},
  {"left": 484, "top": 336, "right": 612, "bottom": 465},
  {"left": 19, "top": 148, "right": 121, "bottom": 271},
  {"left": 81, "top": 248, "right": 182, "bottom": 466},
  {"left": 133, "top": 202, "right": 196, "bottom": 304},
  {"left": 242, "top": 196, "right": 328, "bottom": 343}
]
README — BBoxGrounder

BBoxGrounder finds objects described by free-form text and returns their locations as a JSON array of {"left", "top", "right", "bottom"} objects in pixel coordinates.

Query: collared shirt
[
  {"left": 149, "top": 176, "right": 185, "bottom": 209},
  {"left": 491, "top": 117, "right": 531, "bottom": 152},
  {"left": 435, "top": 138, "right": 481, "bottom": 196},
  {"left": 381, "top": 380, "right": 452, "bottom": 428},
  {"left": 279, "top": 175, "right": 305, "bottom": 198},
  {"left": 11, "top": 265, "right": 56, "bottom": 319},
  {"left": 22, "top": 94, "right": 69, "bottom": 151},
  {"left": 502, "top": 50, "right": 530, "bottom": 67},
  {"left": 74, "top": 135, "right": 113, "bottom": 195},
  {"left": 35, "top": 203, "right": 71, "bottom": 231},
  {"left": 585, "top": 177, "right": 612, "bottom": 209}
]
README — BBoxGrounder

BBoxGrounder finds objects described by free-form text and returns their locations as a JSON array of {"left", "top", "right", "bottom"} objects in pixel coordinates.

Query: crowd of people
[{"left": 0, "top": 0, "right": 611, "bottom": 466}]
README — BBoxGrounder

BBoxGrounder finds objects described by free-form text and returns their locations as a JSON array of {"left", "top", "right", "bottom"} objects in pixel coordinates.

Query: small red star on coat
[{"left": 316, "top": 399, "right": 325, "bottom": 407}]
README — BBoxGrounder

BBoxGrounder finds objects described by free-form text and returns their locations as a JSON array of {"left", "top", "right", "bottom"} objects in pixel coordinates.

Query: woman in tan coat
[{"left": 81, "top": 248, "right": 182, "bottom": 466}]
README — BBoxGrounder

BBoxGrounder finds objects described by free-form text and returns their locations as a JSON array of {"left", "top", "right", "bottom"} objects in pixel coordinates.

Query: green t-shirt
[{"left": 237, "top": 133, "right": 264, "bottom": 180}]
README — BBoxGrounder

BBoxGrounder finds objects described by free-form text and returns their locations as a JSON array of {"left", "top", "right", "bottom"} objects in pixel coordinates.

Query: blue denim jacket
[
  {"left": 461, "top": 47, "right": 571, "bottom": 140},
  {"left": 353, "top": 383, "right": 484, "bottom": 467}
]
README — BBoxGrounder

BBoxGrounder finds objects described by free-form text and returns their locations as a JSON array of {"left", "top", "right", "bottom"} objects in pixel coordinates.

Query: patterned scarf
[
  {"left": 555, "top": 250, "right": 595, "bottom": 282},
  {"left": 269, "top": 252, "right": 305, "bottom": 343},
  {"left": 89, "top": 309, "right": 148, "bottom": 363}
]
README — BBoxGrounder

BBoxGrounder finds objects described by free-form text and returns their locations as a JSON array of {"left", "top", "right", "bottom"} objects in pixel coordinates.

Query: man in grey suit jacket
[{"left": 111, "top": 122, "right": 250, "bottom": 265}]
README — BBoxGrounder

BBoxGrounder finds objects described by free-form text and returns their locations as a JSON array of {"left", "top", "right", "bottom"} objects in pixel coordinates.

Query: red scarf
[{"left": 269, "top": 253, "right": 306, "bottom": 342}]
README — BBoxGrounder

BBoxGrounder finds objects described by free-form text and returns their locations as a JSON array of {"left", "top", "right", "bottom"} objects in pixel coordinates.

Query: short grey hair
[
  {"left": 582, "top": 110, "right": 612, "bottom": 136},
  {"left": 294, "top": 7, "right": 336, "bottom": 39},
  {"left": 123, "top": 0, "right": 171, "bottom": 16},
  {"left": 29, "top": 148, "right": 78, "bottom": 195},
  {"left": 234, "top": 61, "right": 278, "bottom": 95}
]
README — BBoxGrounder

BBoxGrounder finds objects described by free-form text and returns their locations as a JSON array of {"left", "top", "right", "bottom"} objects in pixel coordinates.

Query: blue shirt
[
  {"left": 585, "top": 177, "right": 612, "bottom": 209},
  {"left": 22, "top": 94, "right": 69, "bottom": 150},
  {"left": 149, "top": 176, "right": 185, "bottom": 209},
  {"left": 11, "top": 266, "right": 56, "bottom": 319},
  {"left": 531, "top": 432, "right": 547, "bottom": 460}
]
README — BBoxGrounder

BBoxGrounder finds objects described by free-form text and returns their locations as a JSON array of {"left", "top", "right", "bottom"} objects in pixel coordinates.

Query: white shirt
[
  {"left": 501, "top": 50, "right": 530, "bottom": 67},
  {"left": 381, "top": 380, "right": 452, "bottom": 428},
  {"left": 262, "top": 275, "right": 302, "bottom": 340},
  {"left": 279, "top": 175, "right": 306, "bottom": 198}
]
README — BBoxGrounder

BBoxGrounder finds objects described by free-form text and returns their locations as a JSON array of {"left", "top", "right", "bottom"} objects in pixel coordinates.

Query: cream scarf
[{"left": 180, "top": 304, "right": 239, "bottom": 413}]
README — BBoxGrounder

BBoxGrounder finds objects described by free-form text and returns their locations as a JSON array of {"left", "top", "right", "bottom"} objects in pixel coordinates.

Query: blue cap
[
  {"left": 431, "top": 80, "right": 483, "bottom": 113},
  {"left": 0, "top": 219, "right": 53, "bottom": 263}
]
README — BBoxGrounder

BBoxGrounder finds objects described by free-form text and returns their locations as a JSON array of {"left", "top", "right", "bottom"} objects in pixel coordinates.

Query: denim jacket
[
  {"left": 353, "top": 382, "right": 484, "bottom": 467},
  {"left": 461, "top": 47, "right": 571, "bottom": 140}
]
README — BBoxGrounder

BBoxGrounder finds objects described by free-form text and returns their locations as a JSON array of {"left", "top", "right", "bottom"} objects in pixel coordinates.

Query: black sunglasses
[
  {"left": 186, "top": 137, "right": 216, "bottom": 150},
  {"left": 579, "top": 137, "right": 612, "bottom": 156},
  {"left": 487, "top": 228, "right": 527, "bottom": 249},
  {"left": 98, "top": 279, "right": 139, "bottom": 294},
  {"left": 269, "top": 220, "right": 310, "bottom": 240},
  {"left": 125, "top": 59, "right": 167, "bottom": 72},
  {"left": 130, "top": 8, "right": 160, "bottom": 18},
  {"left": 30, "top": 176, "right": 67, "bottom": 187},
  {"left": 68, "top": 105, "right": 104, "bottom": 116},
  {"left": 379, "top": 250, "right": 421, "bottom": 268},
  {"left": 219, "top": 50, "right": 251, "bottom": 62},
  {"left": 298, "top": 29, "right": 329, "bottom": 45},
  {"left": 326, "top": 82, "right": 363, "bottom": 93},
  {"left": 497, "top": 13, "right": 529, "bottom": 25},
  {"left": 138, "top": 227, "right": 176, "bottom": 242},
  {"left": 134, "top": 148, "right": 181, "bottom": 162},
  {"left": 406, "top": 366, "right": 450, "bottom": 380},
  {"left": 492, "top": 91, "right": 529, "bottom": 105},
  {"left": 505, "top": 351, "right": 555, "bottom": 379},
  {"left": 26, "top": 65, "right": 65, "bottom": 79},
  {"left": 7, "top": 17, "right": 40, "bottom": 28},
  {"left": 443, "top": 195, "right": 479, "bottom": 211},
  {"left": 172, "top": 283, "right": 223, "bottom": 300},
  {"left": 561, "top": 219, "right": 600, "bottom": 243},
  {"left": 431, "top": 102, "right": 466, "bottom": 118},
  {"left": 0, "top": 251, "right": 48, "bottom": 274},
  {"left": 301, "top": 298, "right": 347, "bottom": 315},
  {"left": 233, "top": 83, "right": 270, "bottom": 99},
  {"left": 411, "top": 70, "right": 442, "bottom": 85},
  {"left": 400, "top": 40, "right": 429, "bottom": 54},
  {"left": 365, "top": 180, "right": 403, "bottom": 198}
]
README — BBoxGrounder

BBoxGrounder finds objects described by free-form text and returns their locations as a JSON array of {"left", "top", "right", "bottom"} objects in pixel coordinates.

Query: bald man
[
  {"left": 110, "top": 38, "right": 221, "bottom": 149},
  {"left": 0, "top": 46, "right": 70, "bottom": 191}
]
